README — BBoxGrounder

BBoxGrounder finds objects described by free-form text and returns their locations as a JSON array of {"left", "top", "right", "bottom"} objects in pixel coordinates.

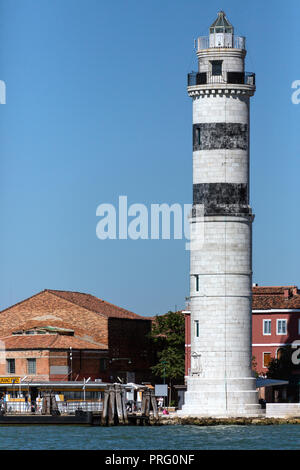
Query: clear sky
[{"left": 0, "top": 0, "right": 299, "bottom": 316}]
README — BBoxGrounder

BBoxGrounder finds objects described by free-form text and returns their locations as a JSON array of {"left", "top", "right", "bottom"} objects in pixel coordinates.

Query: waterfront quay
[{"left": 0, "top": 379, "right": 159, "bottom": 426}]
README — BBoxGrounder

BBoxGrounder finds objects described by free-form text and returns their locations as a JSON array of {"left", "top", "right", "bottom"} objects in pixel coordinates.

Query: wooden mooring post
[
  {"left": 101, "top": 384, "right": 129, "bottom": 426},
  {"left": 100, "top": 384, "right": 159, "bottom": 426},
  {"left": 121, "top": 387, "right": 129, "bottom": 425},
  {"left": 108, "top": 386, "right": 115, "bottom": 426},
  {"left": 150, "top": 389, "right": 159, "bottom": 420},
  {"left": 101, "top": 389, "right": 109, "bottom": 425},
  {"left": 115, "top": 385, "right": 124, "bottom": 425}
]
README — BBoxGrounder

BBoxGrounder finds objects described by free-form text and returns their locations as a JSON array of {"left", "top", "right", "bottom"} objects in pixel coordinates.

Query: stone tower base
[{"left": 178, "top": 376, "right": 263, "bottom": 418}]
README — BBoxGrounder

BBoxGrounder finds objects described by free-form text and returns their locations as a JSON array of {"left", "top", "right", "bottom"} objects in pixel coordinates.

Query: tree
[
  {"left": 252, "top": 356, "right": 259, "bottom": 378},
  {"left": 149, "top": 311, "right": 185, "bottom": 404},
  {"left": 267, "top": 346, "right": 300, "bottom": 380}
]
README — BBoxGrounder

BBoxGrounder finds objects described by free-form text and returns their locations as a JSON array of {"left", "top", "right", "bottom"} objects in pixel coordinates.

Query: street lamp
[
  {"left": 69, "top": 347, "right": 72, "bottom": 381},
  {"left": 161, "top": 361, "right": 168, "bottom": 409},
  {"left": 83, "top": 377, "right": 91, "bottom": 403},
  {"left": 19, "top": 376, "right": 28, "bottom": 397}
]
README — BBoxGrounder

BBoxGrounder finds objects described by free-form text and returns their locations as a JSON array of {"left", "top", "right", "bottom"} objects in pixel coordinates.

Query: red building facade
[
  {"left": 252, "top": 286, "right": 300, "bottom": 374},
  {"left": 184, "top": 286, "right": 300, "bottom": 376}
]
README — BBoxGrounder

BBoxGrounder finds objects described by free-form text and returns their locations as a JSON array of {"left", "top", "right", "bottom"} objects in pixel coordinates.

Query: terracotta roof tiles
[
  {"left": 1, "top": 334, "right": 107, "bottom": 351},
  {"left": 252, "top": 286, "right": 300, "bottom": 310},
  {"left": 46, "top": 290, "right": 146, "bottom": 320}
]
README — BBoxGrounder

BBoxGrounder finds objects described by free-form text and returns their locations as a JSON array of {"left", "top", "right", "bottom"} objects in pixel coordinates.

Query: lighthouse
[{"left": 180, "top": 12, "right": 262, "bottom": 417}]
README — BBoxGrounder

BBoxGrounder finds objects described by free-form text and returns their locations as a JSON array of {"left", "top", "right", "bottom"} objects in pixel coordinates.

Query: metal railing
[
  {"left": 3, "top": 402, "right": 36, "bottom": 414},
  {"left": 57, "top": 401, "right": 103, "bottom": 414},
  {"left": 2, "top": 400, "right": 103, "bottom": 415},
  {"left": 196, "top": 35, "right": 246, "bottom": 51},
  {"left": 187, "top": 71, "right": 255, "bottom": 87}
]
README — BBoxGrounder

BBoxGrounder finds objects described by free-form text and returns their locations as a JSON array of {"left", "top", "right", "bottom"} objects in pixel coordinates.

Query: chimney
[{"left": 284, "top": 289, "right": 290, "bottom": 299}]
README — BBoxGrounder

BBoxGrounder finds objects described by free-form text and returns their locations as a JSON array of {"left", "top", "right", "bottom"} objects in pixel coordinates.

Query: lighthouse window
[
  {"left": 211, "top": 60, "right": 222, "bottom": 76},
  {"left": 194, "top": 320, "right": 200, "bottom": 338},
  {"left": 195, "top": 275, "right": 200, "bottom": 292}
]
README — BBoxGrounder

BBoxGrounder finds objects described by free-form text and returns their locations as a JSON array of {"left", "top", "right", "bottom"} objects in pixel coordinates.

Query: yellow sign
[{"left": 0, "top": 377, "right": 20, "bottom": 384}]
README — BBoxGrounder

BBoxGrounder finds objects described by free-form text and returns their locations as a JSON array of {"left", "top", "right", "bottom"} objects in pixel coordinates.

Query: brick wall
[
  {"left": 108, "top": 318, "right": 155, "bottom": 383},
  {"left": 0, "top": 350, "right": 50, "bottom": 381}
]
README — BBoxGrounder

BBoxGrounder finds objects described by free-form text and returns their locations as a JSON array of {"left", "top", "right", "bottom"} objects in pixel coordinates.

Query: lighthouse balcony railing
[
  {"left": 196, "top": 35, "right": 246, "bottom": 51},
  {"left": 187, "top": 71, "right": 255, "bottom": 87}
]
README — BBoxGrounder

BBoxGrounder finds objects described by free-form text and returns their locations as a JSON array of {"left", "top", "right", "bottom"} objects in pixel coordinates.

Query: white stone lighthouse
[{"left": 180, "top": 12, "right": 262, "bottom": 417}]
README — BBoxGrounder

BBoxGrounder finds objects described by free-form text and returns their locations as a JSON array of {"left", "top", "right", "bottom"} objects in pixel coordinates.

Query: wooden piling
[
  {"left": 108, "top": 386, "right": 115, "bottom": 426},
  {"left": 101, "top": 389, "right": 109, "bottom": 425},
  {"left": 141, "top": 390, "right": 146, "bottom": 415},
  {"left": 115, "top": 385, "right": 124, "bottom": 425},
  {"left": 121, "top": 388, "right": 129, "bottom": 425},
  {"left": 150, "top": 390, "right": 159, "bottom": 420},
  {"left": 145, "top": 390, "right": 151, "bottom": 417}
]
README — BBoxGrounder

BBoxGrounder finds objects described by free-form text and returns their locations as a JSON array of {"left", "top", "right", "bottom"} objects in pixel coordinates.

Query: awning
[{"left": 256, "top": 378, "right": 289, "bottom": 388}]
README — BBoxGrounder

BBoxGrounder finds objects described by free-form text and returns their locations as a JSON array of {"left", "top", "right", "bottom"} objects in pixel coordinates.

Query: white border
[
  {"left": 263, "top": 319, "right": 271, "bottom": 336},
  {"left": 253, "top": 309, "right": 300, "bottom": 313},
  {"left": 276, "top": 319, "right": 287, "bottom": 335},
  {"left": 253, "top": 343, "right": 292, "bottom": 347}
]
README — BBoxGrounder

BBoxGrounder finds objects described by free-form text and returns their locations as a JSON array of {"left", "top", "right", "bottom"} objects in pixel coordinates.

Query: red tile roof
[
  {"left": 45, "top": 290, "right": 146, "bottom": 320},
  {"left": 252, "top": 286, "right": 300, "bottom": 310},
  {"left": 0, "top": 334, "right": 107, "bottom": 350}
]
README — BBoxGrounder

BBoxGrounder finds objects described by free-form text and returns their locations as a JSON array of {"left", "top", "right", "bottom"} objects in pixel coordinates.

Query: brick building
[
  {"left": 184, "top": 285, "right": 300, "bottom": 377},
  {"left": 0, "top": 289, "right": 155, "bottom": 384},
  {"left": 252, "top": 285, "right": 300, "bottom": 374}
]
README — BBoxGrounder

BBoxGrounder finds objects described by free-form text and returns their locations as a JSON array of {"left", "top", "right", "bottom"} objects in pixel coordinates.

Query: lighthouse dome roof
[{"left": 209, "top": 11, "right": 234, "bottom": 34}]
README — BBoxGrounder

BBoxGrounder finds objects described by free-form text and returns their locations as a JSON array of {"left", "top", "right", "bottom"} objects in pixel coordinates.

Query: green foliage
[
  {"left": 150, "top": 311, "right": 185, "bottom": 383},
  {"left": 252, "top": 356, "right": 259, "bottom": 378}
]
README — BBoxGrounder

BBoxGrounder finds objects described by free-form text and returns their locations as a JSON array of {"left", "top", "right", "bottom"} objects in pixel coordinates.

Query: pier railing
[
  {"left": 2, "top": 400, "right": 103, "bottom": 415},
  {"left": 58, "top": 401, "right": 103, "bottom": 414}
]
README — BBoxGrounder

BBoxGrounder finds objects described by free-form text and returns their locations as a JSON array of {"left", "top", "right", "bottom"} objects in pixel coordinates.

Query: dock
[{"left": 0, "top": 382, "right": 159, "bottom": 426}]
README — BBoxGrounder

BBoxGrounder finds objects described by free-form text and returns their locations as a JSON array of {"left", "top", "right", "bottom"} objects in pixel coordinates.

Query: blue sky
[{"left": 0, "top": 0, "right": 299, "bottom": 316}]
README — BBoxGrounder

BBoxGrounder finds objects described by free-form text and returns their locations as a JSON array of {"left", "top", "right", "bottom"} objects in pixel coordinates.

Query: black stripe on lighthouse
[
  {"left": 193, "top": 123, "right": 248, "bottom": 151},
  {"left": 193, "top": 183, "right": 250, "bottom": 216}
]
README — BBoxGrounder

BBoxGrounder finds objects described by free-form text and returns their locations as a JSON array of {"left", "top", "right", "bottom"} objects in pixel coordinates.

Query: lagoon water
[{"left": 0, "top": 424, "right": 299, "bottom": 450}]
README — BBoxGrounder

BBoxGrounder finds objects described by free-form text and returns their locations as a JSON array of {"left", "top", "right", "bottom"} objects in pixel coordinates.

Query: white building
[{"left": 179, "top": 12, "right": 262, "bottom": 417}]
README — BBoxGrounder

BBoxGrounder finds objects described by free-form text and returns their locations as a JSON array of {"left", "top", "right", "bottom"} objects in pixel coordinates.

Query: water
[{"left": 0, "top": 425, "right": 299, "bottom": 450}]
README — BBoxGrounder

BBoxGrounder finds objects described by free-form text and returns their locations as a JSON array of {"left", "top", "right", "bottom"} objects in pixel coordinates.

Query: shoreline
[{"left": 152, "top": 415, "right": 300, "bottom": 426}]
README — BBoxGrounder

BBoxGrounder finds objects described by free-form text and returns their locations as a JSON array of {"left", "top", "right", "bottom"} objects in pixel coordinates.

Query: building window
[
  {"left": 263, "top": 319, "right": 271, "bottom": 335},
  {"left": 27, "top": 358, "right": 36, "bottom": 375},
  {"left": 263, "top": 353, "right": 271, "bottom": 368},
  {"left": 194, "top": 320, "right": 200, "bottom": 338},
  {"left": 277, "top": 319, "right": 287, "bottom": 335},
  {"left": 211, "top": 60, "right": 222, "bottom": 76},
  {"left": 195, "top": 275, "right": 199, "bottom": 292},
  {"left": 100, "top": 358, "right": 107, "bottom": 371},
  {"left": 6, "top": 359, "right": 15, "bottom": 374}
]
